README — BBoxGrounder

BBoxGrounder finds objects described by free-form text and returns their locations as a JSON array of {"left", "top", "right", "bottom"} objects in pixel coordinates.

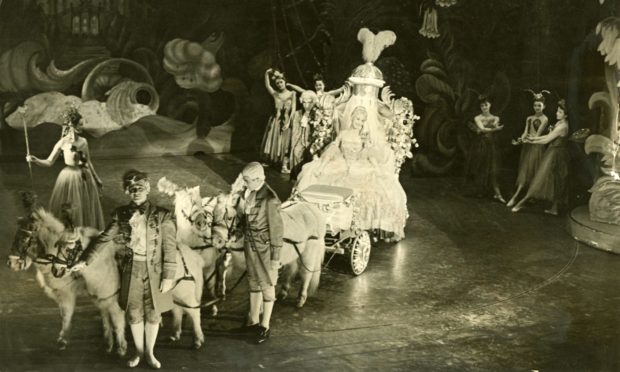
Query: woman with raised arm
[
  {"left": 26, "top": 106, "right": 105, "bottom": 230},
  {"left": 511, "top": 99, "right": 570, "bottom": 215},
  {"left": 464, "top": 95, "right": 506, "bottom": 203},
  {"left": 507, "top": 90, "right": 550, "bottom": 207},
  {"left": 287, "top": 73, "right": 345, "bottom": 99},
  {"left": 260, "top": 68, "right": 296, "bottom": 170}
]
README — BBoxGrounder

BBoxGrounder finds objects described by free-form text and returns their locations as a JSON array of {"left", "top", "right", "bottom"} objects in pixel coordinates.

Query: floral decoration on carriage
[{"left": 307, "top": 29, "right": 419, "bottom": 175}]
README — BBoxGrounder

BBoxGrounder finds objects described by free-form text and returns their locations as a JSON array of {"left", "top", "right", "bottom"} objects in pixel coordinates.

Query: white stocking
[
  {"left": 127, "top": 322, "right": 144, "bottom": 367},
  {"left": 145, "top": 322, "right": 161, "bottom": 369},
  {"left": 249, "top": 292, "right": 263, "bottom": 325},
  {"left": 261, "top": 300, "right": 274, "bottom": 330}
]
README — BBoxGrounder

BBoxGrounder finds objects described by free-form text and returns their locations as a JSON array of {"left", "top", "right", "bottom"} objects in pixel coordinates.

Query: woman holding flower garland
[
  {"left": 309, "top": 94, "right": 340, "bottom": 156},
  {"left": 289, "top": 90, "right": 318, "bottom": 179},
  {"left": 26, "top": 106, "right": 105, "bottom": 230}
]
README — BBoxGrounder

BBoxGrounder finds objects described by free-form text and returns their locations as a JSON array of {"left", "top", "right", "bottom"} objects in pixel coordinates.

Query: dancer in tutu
[
  {"left": 260, "top": 68, "right": 296, "bottom": 171},
  {"left": 507, "top": 90, "right": 550, "bottom": 207},
  {"left": 26, "top": 106, "right": 105, "bottom": 230},
  {"left": 511, "top": 99, "right": 570, "bottom": 215},
  {"left": 297, "top": 106, "right": 408, "bottom": 241},
  {"left": 289, "top": 90, "right": 318, "bottom": 179},
  {"left": 463, "top": 95, "right": 506, "bottom": 203}
]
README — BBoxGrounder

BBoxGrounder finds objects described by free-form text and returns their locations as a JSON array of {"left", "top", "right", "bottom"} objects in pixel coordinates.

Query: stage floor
[{"left": 1, "top": 154, "right": 619, "bottom": 371}]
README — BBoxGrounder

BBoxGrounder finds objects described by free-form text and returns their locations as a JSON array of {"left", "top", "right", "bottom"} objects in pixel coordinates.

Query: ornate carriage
[{"left": 291, "top": 184, "right": 372, "bottom": 275}]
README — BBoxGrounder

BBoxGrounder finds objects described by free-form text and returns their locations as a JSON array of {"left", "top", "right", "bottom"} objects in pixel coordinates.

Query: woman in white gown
[
  {"left": 26, "top": 108, "right": 105, "bottom": 230},
  {"left": 296, "top": 106, "right": 408, "bottom": 241}
]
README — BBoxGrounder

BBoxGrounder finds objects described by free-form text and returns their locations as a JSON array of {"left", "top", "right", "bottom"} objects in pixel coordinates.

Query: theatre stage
[{"left": 0, "top": 154, "right": 619, "bottom": 371}]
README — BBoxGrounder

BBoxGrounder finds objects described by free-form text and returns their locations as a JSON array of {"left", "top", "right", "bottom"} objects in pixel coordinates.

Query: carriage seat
[
  {"left": 294, "top": 184, "right": 356, "bottom": 234},
  {"left": 297, "top": 184, "right": 354, "bottom": 204}
]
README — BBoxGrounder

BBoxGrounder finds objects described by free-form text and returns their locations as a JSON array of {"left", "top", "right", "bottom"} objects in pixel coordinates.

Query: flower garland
[
  {"left": 309, "top": 107, "right": 335, "bottom": 156},
  {"left": 385, "top": 97, "right": 420, "bottom": 174}
]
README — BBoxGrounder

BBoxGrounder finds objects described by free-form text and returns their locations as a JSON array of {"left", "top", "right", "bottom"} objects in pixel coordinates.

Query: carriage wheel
[{"left": 347, "top": 231, "right": 371, "bottom": 275}]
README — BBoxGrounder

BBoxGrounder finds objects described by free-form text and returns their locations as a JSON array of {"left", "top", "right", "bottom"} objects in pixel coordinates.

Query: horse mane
[
  {"left": 157, "top": 176, "right": 179, "bottom": 196},
  {"left": 35, "top": 208, "right": 65, "bottom": 236},
  {"left": 32, "top": 207, "right": 65, "bottom": 254}
]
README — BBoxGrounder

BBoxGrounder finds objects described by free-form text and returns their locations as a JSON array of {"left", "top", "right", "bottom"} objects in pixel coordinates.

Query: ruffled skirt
[
  {"left": 297, "top": 157, "right": 408, "bottom": 240},
  {"left": 261, "top": 116, "right": 282, "bottom": 163},
  {"left": 49, "top": 166, "right": 105, "bottom": 231},
  {"left": 527, "top": 145, "right": 569, "bottom": 204},
  {"left": 516, "top": 143, "right": 545, "bottom": 187},
  {"left": 464, "top": 133, "right": 501, "bottom": 193}
]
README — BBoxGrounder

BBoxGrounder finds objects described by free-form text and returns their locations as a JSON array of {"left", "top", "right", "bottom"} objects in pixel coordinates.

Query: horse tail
[{"left": 307, "top": 206, "right": 326, "bottom": 296}]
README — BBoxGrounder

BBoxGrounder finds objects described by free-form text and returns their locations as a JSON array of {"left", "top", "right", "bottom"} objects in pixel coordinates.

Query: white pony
[
  {"left": 7, "top": 198, "right": 127, "bottom": 355},
  {"left": 211, "top": 177, "right": 327, "bottom": 308},
  {"left": 7, "top": 194, "right": 206, "bottom": 351},
  {"left": 157, "top": 177, "right": 223, "bottom": 343}
]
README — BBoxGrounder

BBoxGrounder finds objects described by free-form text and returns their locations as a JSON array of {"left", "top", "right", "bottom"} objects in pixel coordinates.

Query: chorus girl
[
  {"left": 26, "top": 107, "right": 105, "bottom": 230},
  {"left": 511, "top": 99, "right": 570, "bottom": 215},
  {"left": 287, "top": 73, "right": 345, "bottom": 99},
  {"left": 507, "top": 90, "right": 550, "bottom": 207},
  {"left": 463, "top": 95, "right": 506, "bottom": 203},
  {"left": 260, "top": 68, "right": 296, "bottom": 171}
]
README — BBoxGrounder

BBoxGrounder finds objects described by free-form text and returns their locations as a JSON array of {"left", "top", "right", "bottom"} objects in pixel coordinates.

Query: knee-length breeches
[{"left": 126, "top": 261, "right": 161, "bottom": 324}]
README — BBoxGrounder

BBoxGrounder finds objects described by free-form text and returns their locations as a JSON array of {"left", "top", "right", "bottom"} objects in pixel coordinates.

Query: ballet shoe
[
  {"left": 506, "top": 199, "right": 515, "bottom": 207},
  {"left": 146, "top": 354, "right": 161, "bottom": 369},
  {"left": 493, "top": 194, "right": 506, "bottom": 204},
  {"left": 127, "top": 354, "right": 141, "bottom": 368},
  {"left": 511, "top": 206, "right": 522, "bottom": 213}
]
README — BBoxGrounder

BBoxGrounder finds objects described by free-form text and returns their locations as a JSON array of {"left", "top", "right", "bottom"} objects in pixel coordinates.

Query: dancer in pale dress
[
  {"left": 507, "top": 90, "right": 550, "bottom": 207},
  {"left": 260, "top": 68, "right": 296, "bottom": 172},
  {"left": 26, "top": 107, "right": 105, "bottom": 230},
  {"left": 511, "top": 99, "right": 570, "bottom": 215}
]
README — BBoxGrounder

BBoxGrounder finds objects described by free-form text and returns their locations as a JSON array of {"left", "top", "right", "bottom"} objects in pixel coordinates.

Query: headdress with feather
[{"left": 348, "top": 28, "right": 397, "bottom": 88}]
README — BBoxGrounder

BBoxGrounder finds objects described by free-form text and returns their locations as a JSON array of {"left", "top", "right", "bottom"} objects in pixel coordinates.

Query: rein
[
  {"left": 283, "top": 236, "right": 322, "bottom": 273},
  {"left": 173, "top": 269, "right": 247, "bottom": 310},
  {"left": 171, "top": 247, "right": 196, "bottom": 290},
  {"left": 93, "top": 289, "right": 120, "bottom": 303}
]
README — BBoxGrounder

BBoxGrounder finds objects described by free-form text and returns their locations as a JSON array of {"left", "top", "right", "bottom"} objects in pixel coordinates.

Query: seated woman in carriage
[
  {"left": 294, "top": 28, "right": 414, "bottom": 242},
  {"left": 296, "top": 105, "right": 408, "bottom": 241}
]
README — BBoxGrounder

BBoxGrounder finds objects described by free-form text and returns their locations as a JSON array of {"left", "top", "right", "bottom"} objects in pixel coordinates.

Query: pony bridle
[
  {"left": 7, "top": 224, "right": 37, "bottom": 270},
  {"left": 181, "top": 204, "right": 213, "bottom": 241},
  {"left": 214, "top": 195, "right": 240, "bottom": 245},
  {"left": 49, "top": 240, "right": 83, "bottom": 278}
]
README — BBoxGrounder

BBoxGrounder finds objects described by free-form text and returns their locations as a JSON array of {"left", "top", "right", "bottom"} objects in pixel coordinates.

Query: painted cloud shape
[{"left": 163, "top": 38, "right": 223, "bottom": 92}]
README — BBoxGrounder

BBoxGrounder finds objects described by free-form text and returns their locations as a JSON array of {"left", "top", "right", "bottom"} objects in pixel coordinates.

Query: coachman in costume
[
  {"left": 78, "top": 169, "right": 176, "bottom": 369},
  {"left": 238, "top": 162, "right": 283, "bottom": 343}
]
